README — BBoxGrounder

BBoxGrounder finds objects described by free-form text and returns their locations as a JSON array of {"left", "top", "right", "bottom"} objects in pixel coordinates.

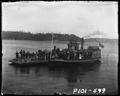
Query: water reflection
[
  {"left": 10, "top": 62, "right": 101, "bottom": 85},
  {"left": 14, "top": 66, "right": 30, "bottom": 74}
]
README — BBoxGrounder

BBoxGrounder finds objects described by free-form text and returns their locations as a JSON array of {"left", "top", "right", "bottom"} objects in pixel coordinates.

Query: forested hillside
[{"left": 2, "top": 31, "right": 81, "bottom": 41}]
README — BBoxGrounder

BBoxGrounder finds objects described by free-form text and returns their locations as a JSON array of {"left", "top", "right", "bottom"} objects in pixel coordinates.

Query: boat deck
[{"left": 9, "top": 58, "right": 101, "bottom": 66}]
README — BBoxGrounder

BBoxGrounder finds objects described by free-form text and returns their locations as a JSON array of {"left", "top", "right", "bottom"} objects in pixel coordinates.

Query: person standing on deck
[
  {"left": 48, "top": 52, "right": 50, "bottom": 60},
  {"left": 16, "top": 51, "right": 19, "bottom": 59},
  {"left": 19, "top": 50, "right": 23, "bottom": 59},
  {"left": 74, "top": 52, "right": 77, "bottom": 60},
  {"left": 53, "top": 46, "right": 57, "bottom": 58},
  {"left": 22, "top": 50, "right": 25, "bottom": 59},
  {"left": 38, "top": 50, "right": 42, "bottom": 60},
  {"left": 79, "top": 53, "right": 82, "bottom": 59},
  {"left": 67, "top": 51, "right": 70, "bottom": 60},
  {"left": 33, "top": 52, "right": 35, "bottom": 61},
  {"left": 26, "top": 51, "right": 30, "bottom": 59},
  {"left": 35, "top": 52, "right": 38, "bottom": 60}
]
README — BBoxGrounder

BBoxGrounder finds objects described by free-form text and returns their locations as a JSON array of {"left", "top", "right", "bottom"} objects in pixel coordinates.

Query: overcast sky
[{"left": 2, "top": 1, "right": 118, "bottom": 39}]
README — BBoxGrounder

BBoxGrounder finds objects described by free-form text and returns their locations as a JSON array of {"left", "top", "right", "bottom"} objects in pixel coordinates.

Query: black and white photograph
[{"left": 2, "top": 1, "right": 118, "bottom": 95}]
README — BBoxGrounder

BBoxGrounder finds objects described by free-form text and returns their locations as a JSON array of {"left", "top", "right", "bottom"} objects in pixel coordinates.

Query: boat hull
[
  {"left": 9, "top": 58, "right": 101, "bottom": 66},
  {"left": 48, "top": 58, "right": 101, "bottom": 67}
]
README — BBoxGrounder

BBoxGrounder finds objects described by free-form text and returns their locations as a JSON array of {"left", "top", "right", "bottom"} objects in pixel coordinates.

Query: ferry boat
[{"left": 9, "top": 36, "right": 104, "bottom": 66}]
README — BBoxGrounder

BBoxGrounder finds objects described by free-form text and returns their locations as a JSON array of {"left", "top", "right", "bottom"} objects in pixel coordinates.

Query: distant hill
[
  {"left": 2, "top": 31, "right": 81, "bottom": 41},
  {"left": 2, "top": 31, "right": 118, "bottom": 43}
]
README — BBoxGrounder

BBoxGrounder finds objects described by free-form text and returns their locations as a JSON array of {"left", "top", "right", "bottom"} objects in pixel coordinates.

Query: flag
[{"left": 99, "top": 43, "right": 104, "bottom": 48}]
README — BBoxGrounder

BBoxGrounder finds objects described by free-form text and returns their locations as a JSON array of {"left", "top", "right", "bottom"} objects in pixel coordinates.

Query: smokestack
[{"left": 81, "top": 38, "right": 84, "bottom": 50}]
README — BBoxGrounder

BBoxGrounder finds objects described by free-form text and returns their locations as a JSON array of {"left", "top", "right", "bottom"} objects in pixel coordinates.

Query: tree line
[{"left": 2, "top": 31, "right": 81, "bottom": 41}]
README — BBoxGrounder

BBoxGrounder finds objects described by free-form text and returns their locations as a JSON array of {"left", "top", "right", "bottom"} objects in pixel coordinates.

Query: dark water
[{"left": 2, "top": 40, "right": 118, "bottom": 95}]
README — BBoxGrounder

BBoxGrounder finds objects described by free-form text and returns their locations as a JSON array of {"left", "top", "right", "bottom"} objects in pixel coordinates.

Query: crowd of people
[
  {"left": 15, "top": 46, "right": 93, "bottom": 61},
  {"left": 15, "top": 46, "right": 61, "bottom": 61},
  {"left": 15, "top": 49, "right": 51, "bottom": 60}
]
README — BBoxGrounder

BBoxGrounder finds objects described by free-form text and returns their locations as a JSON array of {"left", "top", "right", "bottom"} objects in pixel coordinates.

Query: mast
[{"left": 50, "top": 33, "right": 54, "bottom": 59}]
